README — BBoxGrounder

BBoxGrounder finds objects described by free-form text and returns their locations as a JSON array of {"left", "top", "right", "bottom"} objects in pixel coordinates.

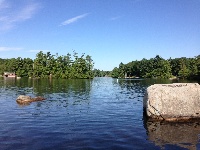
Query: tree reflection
[{"left": 0, "top": 77, "right": 92, "bottom": 108}]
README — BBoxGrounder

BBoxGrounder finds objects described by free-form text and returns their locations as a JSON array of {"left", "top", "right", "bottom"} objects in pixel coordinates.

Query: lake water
[{"left": 0, "top": 77, "right": 199, "bottom": 150}]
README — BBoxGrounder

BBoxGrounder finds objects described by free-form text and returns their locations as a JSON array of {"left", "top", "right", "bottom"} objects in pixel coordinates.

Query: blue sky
[{"left": 0, "top": 0, "right": 200, "bottom": 71}]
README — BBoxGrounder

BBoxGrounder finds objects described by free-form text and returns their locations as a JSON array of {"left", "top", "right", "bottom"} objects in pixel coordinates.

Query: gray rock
[{"left": 143, "top": 83, "right": 200, "bottom": 121}]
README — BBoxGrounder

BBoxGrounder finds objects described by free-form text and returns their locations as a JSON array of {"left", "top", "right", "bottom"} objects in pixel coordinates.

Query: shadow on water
[{"left": 143, "top": 110, "right": 200, "bottom": 150}]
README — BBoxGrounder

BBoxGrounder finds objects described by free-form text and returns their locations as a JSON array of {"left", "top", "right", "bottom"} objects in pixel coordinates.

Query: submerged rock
[
  {"left": 143, "top": 83, "right": 200, "bottom": 121},
  {"left": 16, "top": 95, "right": 46, "bottom": 105}
]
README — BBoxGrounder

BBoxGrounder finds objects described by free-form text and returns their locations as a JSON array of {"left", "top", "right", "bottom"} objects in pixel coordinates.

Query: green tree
[
  {"left": 169, "top": 58, "right": 180, "bottom": 77},
  {"left": 118, "top": 62, "right": 127, "bottom": 78},
  {"left": 111, "top": 67, "right": 119, "bottom": 78},
  {"left": 178, "top": 58, "right": 190, "bottom": 79},
  {"left": 188, "top": 58, "right": 198, "bottom": 78}
]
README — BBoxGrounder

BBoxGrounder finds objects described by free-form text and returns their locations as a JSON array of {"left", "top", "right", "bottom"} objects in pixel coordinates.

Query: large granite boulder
[
  {"left": 143, "top": 83, "right": 200, "bottom": 121},
  {"left": 16, "top": 95, "right": 46, "bottom": 105}
]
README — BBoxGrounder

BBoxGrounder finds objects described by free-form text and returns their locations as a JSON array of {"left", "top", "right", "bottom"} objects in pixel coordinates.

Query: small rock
[{"left": 16, "top": 95, "right": 46, "bottom": 105}]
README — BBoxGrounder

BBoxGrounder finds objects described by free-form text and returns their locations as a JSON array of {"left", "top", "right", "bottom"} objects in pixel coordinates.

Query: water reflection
[
  {"left": 0, "top": 77, "right": 92, "bottom": 107},
  {"left": 144, "top": 117, "right": 200, "bottom": 149}
]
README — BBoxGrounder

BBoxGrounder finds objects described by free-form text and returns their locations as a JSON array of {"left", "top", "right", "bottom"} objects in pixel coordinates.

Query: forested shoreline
[
  {"left": 0, "top": 51, "right": 94, "bottom": 79},
  {"left": 1, "top": 52, "right": 199, "bottom": 80},
  {"left": 111, "top": 55, "right": 200, "bottom": 80}
]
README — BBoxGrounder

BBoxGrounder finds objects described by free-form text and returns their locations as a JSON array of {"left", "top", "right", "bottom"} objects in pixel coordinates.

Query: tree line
[
  {"left": 93, "top": 69, "right": 111, "bottom": 77},
  {"left": 111, "top": 55, "right": 200, "bottom": 80},
  {"left": 0, "top": 51, "right": 94, "bottom": 79},
  {"left": 1, "top": 52, "right": 199, "bottom": 80}
]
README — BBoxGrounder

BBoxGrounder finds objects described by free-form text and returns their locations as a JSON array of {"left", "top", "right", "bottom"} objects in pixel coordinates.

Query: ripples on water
[{"left": 0, "top": 77, "right": 199, "bottom": 150}]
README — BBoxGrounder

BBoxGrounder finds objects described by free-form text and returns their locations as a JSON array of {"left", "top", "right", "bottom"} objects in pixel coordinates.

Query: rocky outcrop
[
  {"left": 143, "top": 83, "right": 200, "bottom": 121},
  {"left": 16, "top": 95, "right": 46, "bottom": 105}
]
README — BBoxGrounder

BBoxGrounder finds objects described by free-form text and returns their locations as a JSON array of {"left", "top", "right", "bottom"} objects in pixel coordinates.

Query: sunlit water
[{"left": 0, "top": 77, "right": 199, "bottom": 150}]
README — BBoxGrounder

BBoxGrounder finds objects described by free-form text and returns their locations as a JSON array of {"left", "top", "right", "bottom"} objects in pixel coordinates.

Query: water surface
[{"left": 0, "top": 77, "right": 199, "bottom": 150}]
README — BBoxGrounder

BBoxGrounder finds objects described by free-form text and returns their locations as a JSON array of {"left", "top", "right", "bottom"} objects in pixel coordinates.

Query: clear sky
[{"left": 0, "top": 0, "right": 200, "bottom": 71}]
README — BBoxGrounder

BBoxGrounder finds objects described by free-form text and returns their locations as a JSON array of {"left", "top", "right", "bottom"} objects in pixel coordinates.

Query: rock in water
[
  {"left": 143, "top": 83, "right": 200, "bottom": 121},
  {"left": 31, "top": 96, "right": 46, "bottom": 102},
  {"left": 16, "top": 95, "right": 32, "bottom": 105},
  {"left": 16, "top": 95, "right": 46, "bottom": 105}
]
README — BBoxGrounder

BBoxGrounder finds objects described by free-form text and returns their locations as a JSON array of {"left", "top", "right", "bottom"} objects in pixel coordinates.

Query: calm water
[{"left": 0, "top": 77, "right": 199, "bottom": 150}]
